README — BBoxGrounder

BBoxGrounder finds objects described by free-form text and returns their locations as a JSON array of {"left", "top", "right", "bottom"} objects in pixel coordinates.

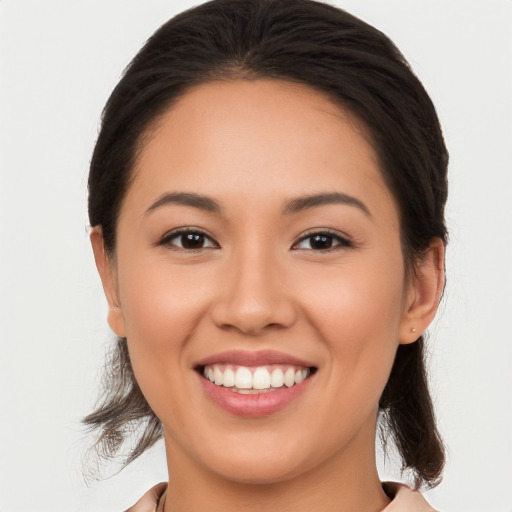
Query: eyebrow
[
  {"left": 146, "top": 192, "right": 222, "bottom": 215},
  {"left": 282, "top": 192, "right": 371, "bottom": 217},
  {"left": 145, "top": 191, "right": 370, "bottom": 217}
]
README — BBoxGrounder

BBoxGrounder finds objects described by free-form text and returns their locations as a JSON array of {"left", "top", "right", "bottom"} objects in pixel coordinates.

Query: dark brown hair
[{"left": 85, "top": 0, "right": 448, "bottom": 488}]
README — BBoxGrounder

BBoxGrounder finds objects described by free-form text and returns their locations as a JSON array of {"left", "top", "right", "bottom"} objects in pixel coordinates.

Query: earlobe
[
  {"left": 90, "top": 227, "right": 126, "bottom": 338},
  {"left": 399, "top": 237, "right": 445, "bottom": 344}
]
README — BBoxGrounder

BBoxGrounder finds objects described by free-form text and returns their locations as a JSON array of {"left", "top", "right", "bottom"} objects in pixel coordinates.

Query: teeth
[
  {"left": 203, "top": 364, "right": 311, "bottom": 392},
  {"left": 223, "top": 368, "right": 235, "bottom": 387},
  {"left": 295, "top": 369, "right": 308, "bottom": 384},
  {"left": 214, "top": 366, "right": 223, "bottom": 386},
  {"left": 284, "top": 367, "right": 295, "bottom": 387},
  {"left": 235, "top": 367, "right": 253, "bottom": 389},
  {"left": 270, "top": 368, "right": 284, "bottom": 388},
  {"left": 252, "top": 367, "right": 271, "bottom": 390}
]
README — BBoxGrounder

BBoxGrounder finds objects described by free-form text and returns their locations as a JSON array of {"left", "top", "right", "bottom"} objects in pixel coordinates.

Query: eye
[
  {"left": 293, "top": 230, "right": 352, "bottom": 251},
  {"left": 158, "top": 228, "right": 219, "bottom": 251}
]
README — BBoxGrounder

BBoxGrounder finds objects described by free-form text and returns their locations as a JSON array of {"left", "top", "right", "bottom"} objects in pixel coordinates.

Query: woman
[{"left": 85, "top": 0, "right": 447, "bottom": 510}]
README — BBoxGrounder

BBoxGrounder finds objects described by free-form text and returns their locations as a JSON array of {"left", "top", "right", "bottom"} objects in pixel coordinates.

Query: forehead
[{"left": 126, "top": 79, "right": 395, "bottom": 222}]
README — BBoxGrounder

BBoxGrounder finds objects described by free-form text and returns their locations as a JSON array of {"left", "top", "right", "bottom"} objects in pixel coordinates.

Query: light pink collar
[
  {"left": 382, "top": 482, "right": 437, "bottom": 511},
  {"left": 126, "top": 481, "right": 437, "bottom": 512}
]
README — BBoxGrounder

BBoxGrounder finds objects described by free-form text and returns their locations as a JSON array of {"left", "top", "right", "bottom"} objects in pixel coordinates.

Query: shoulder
[
  {"left": 382, "top": 482, "right": 438, "bottom": 512},
  {"left": 124, "top": 482, "right": 167, "bottom": 512}
]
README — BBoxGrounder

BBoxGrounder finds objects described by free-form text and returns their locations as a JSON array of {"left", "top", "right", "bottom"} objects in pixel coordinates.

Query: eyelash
[
  {"left": 157, "top": 228, "right": 353, "bottom": 253},
  {"left": 293, "top": 229, "right": 352, "bottom": 252},
  {"left": 157, "top": 228, "right": 219, "bottom": 252}
]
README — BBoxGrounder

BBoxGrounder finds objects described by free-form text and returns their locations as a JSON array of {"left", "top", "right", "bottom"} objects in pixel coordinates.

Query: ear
[
  {"left": 90, "top": 227, "right": 126, "bottom": 338},
  {"left": 399, "top": 237, "right": 445, "bottom": 344}
]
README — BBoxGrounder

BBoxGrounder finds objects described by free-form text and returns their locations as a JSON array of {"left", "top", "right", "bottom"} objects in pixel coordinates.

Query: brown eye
[
  {"left": 160, "top": 229, "right": 218, "bottom": 250},
  {"left": 309, "top": 234, "right": 334, "bottom": 249},
  {"left": 180, "top": 232, "right": 206, "bottom": 249},
  {"left": 294, "top": 231, "right": 351, "bottom": 251}
]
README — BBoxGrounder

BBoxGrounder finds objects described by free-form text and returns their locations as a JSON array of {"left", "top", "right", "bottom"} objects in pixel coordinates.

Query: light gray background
[{"left": 1, "top": 1, "right": 511, "bottom": 511}]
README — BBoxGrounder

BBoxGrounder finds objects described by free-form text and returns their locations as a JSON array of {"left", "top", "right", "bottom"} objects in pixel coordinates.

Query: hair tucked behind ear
[{"left": 85, "top": 0, "right": 448, "bottom": 486}]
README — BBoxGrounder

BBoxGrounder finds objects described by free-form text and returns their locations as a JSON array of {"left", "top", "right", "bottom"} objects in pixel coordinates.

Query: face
[{"left": 94, "top": 79, "right": 430, "bottom": 484}]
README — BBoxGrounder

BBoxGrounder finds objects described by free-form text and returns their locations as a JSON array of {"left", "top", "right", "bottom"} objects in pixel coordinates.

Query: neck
[{"left": 162, "top": 418, "right": 390, "bottom": 512}]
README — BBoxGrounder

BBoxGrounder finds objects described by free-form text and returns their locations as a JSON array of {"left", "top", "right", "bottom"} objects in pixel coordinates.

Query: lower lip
[{"left": 198, "top": 373, "right": 312, "bottom": 417}]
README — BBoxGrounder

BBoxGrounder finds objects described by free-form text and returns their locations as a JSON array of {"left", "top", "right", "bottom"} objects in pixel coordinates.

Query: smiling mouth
[{"left": 197, "top": 364, "right": 317, "bottom": 394}]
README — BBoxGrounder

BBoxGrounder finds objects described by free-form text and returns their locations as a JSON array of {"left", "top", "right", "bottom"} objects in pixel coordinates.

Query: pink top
[{"left": 125, "top": 482, "right": 437, "bottom": 512}]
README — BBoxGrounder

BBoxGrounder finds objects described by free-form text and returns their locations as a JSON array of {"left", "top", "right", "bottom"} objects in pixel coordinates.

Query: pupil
[
  {"left": 312, "top": 235, "right": 332, "bottom": 249},
  {"left": 182, "top": 233, "right": 204, "bottom": 249}
]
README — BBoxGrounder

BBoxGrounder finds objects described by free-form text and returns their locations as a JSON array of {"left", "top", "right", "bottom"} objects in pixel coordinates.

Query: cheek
[
  {"left": 115, "top": 254, "right": 216, "bottom": 398},
  {"left": 300, "top": 255, "right": 406, "bottom": 405},
  {"left": 303, "top": 253, "right": 405, "bottom": 330},
  {"left": 118, "top": 248, "right": 215, "bottom": 334}
]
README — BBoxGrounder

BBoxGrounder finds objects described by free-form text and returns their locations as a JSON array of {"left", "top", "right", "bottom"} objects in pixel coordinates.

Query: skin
[{"left": 92, "top": 79, "right": 445, "bottom": 512}]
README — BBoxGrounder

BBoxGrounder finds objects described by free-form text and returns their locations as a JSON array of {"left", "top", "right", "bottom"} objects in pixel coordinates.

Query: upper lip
[{"left": 194, "top": 350, "right": 316, "bottom": 369}]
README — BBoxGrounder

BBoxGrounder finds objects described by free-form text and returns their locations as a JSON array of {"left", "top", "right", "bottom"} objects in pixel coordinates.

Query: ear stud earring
[{"left": 411, "top": 327, "right": 417, "bottom": 333}]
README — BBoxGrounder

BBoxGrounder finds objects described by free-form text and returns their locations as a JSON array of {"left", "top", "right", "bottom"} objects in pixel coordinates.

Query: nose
[{"left": 211, "top": 249, "right": 297, "bottom": 336}]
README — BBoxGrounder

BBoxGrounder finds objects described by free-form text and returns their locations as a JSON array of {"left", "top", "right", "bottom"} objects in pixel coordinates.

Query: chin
[
  {"left": 164, "top": 422, "right": 315, "bottom": 486},
  {"left": 209, "top": 451, "right": 312, "bottom": 485},
  {"left": 187, "top": 424, "right": 337, "bottom": 486}
]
